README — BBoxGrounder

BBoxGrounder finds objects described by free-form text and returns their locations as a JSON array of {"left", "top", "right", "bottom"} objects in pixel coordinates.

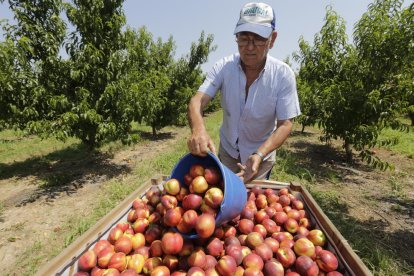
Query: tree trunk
[
  {"left": 408, "top": 110, "right": 414, "bottom": 126},
  {"left": 152, "top": 125, "right": 157, "bottom": 137},
  {"left": 344, "top": 141, "right": 353, "bottom": 163}
]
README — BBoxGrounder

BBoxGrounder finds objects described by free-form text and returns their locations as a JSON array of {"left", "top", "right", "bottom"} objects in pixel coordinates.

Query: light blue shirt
[{"left": 199, "top": 53, "right": 301, "bottom": 164}]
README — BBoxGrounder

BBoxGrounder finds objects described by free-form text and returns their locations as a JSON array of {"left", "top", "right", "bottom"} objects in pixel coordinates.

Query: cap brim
[{"left": 234, "top": 23, "right": 273, "bottom": 38}]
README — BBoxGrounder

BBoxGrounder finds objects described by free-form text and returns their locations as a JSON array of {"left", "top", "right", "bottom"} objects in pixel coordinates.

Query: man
[{"left": 187, "top": 2, "right": 301, "bottom": 183}]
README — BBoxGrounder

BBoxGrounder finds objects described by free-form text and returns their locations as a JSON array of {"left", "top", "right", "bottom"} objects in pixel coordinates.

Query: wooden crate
[{"left": 36, "top": 176, "right": 372, "bottom": 276}]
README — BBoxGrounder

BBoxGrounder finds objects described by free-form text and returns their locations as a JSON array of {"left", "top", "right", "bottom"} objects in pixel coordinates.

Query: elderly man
[{"left": 187, "top": 2, "right": 301, "bottom": 183}]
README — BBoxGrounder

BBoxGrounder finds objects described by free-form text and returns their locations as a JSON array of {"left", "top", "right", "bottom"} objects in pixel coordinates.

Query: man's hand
[
  {"left": 187, "top": 92, "right": 215, "bottom": 156},
  {"left": 238, "top": 154, "right": 262, "bottom": 183},
  {"left": 187, "top": 130, "right": 216, "bottom": 157}
]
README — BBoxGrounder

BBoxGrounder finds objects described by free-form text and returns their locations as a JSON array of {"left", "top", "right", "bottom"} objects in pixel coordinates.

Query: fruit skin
[
  {"left": 131, "top": 233, "right": 146, "bottom": 250},
  {"left": 295, "top": 255, "right": 319, "bottom": 276},
  {"left": 97, "top": 246, "right": 115, "bottom": 268},
  {"left": 308, "top": 229, "right": 327, "bottom": 247},
  {"left": 225, "top": 244, "right": 244, "bottom": 265},
  {"left": 189, "top": 164, "right": 205, "bottom": 178},
  {"left": 216, "top": 255, "right": 237, "bottom": 276},
  {"left": 183, "top": 173, "right": 194, "bottom": 186},
  {"left": 238, "top": 218, "right": 254, "bottom": 234},
  {"left": 163, "top": 207, "right": 182, "bottom": 227},
  {"left": 205, "top": 254, "right": 219, "bottom": 270},
  {"left": 204, "top": 187, "right": 224, "bottom": 209},
  {"left": 245, "top": 232, "right": 264, "bottom": 249},
  {"left": 127, "top": 253, "right": 145, "bottom": 273},
  {"left": 284, "top": 218, "right": 299, "bottom": 234},
  {"left": 102, "top": 268, "right": 120, "bottom": 276},
  {"left": 108, "top": 252, "right": 127, "bottom": 272},
  {"left": 108, "top": 227, "right": 124, "bottom": 244},
  {"left": 143, "top": 257, "right": 163, "bottom": 275},
  {"left": 243, "top": 253, "right": 264, "bottom": 270},
  {"left": 78, "top": 250, "right": 97, "bottom": 271},
  {"left": 151, "top": 265, "right": 170, "bottom": 276},
  {"left": 161, "top": 195, "right": 178, "bottom": 210},
  {"left": 204, "top": 166, "right": 222, "bottom": 186},
  {"left": 132, "top": 218, "right": 149, "bottom": 234},
  {"left": 316, "top": 250, "right": 339, "bottom": 272},
  {"left": 191, "top": 175, "right": 209, "bottom": 194},
  {"left": 254, "top": 242, "right": 273, "bottom": 261},
  {"left": 206, "top": 237, "right": 224, "bottom": 257},
  {"left": 187, "top": 248, "right": 207, "bottom": 268},
  {"left": 182, "top": 194, "right": 203, "bottom": 211},
  {"left": 195, "top": 213, "right": 216, "bottom": 238},
  {"left": 263, "top": 258, "right": 284, "bottom": 276},
  {"left": 164, "top": 178, "right": 181, "bottom": 196},
  {"left": 93, "top": 239, "right": 113, "bottom": 256},
  {"left": 114, "top": 235, "right": 133, "bottom": 255},
  {"left": 150, "top": 240, "right": 164, "bottom": 257},
  {"left": 273, "top": 211, "right": 288, "bottom": 225},
  {"left": 276, "top": 247, "right": 296, "bottom": 268},
  {"left": 293, "top": 237, "right": 316, "bottom": 257},
  {"left": 187, "top": 266, "right": 206, "bottom": 276},
  {"left": 163, "top": 254, "right": 179, "bottom": 271},
  {"left": 161, "top": 232, "right": 184, "bottom": 255}
]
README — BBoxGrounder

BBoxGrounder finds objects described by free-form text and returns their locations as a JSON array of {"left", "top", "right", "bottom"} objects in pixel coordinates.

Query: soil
[{"left": 0, "top": 123, "right": 413, "bottom": 275}]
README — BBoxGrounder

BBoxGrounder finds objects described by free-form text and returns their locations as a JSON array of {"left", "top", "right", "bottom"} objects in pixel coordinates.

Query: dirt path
[{"left": 0, "top": 128, "right": 189, "bottom": 275}]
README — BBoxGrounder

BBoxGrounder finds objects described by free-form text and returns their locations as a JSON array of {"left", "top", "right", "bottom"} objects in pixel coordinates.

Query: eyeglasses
[{"left": 235, "top": 36, "right": 270, "bottom": 47}]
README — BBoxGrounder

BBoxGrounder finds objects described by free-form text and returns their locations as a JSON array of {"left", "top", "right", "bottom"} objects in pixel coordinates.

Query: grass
[
  {"left": 1, "top": 110, "right": 413, "bottom": 275},
  {"left": 379, "top": 125, "right": 414, "bottom": 158}
]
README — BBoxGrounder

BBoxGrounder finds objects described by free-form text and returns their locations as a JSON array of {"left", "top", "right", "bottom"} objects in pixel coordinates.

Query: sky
[{"left": 0, "top": 1, "right": 382, "bottom": 71}]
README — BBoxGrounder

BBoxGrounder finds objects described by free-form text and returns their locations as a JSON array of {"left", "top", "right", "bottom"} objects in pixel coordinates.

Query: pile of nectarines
[{"left": 75, "top": 172, "right": 344, "bottom": 276}]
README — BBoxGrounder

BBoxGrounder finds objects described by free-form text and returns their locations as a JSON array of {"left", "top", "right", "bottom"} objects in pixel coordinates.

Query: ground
[{"left": 0, "top": 125, "right": 413, "bottom": 275}]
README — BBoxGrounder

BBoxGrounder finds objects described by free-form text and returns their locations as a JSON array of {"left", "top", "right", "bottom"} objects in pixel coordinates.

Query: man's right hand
[{"left": 187, "top": 130, "right": 216, "bottom": 157}]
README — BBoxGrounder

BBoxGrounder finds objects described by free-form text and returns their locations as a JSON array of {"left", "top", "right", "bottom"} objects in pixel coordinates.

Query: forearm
[
  {"left": 256, "top": 119, "right": 293, "bottom": 156},
  {"left": 188, "top": 92, "right": 210, "bottom": 133},
  {"left": 188, "top": 100, "right": 205, "bottom": 134},
  {"left": 187, "top": 92, "right": 216, "bottom": 156}
]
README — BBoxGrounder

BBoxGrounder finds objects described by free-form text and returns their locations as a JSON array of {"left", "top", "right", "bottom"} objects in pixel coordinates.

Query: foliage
[
  {"left": 0, "top": 0, "right": 66, "bottom": 131},
  {"left": 164, "top": 31, "right": 216, "bottom": 128},
  {"left": 294, "top": 1, "right": 413, "bottom": 169},
  {"left": 0, "top": 0, "right": 216, "bottom": 146},
  {"left": 123, "top": 28, "right": 216, "bottom": 135},
  {"left": 59, "top": 0, "right": 139, "bottom": 148}
]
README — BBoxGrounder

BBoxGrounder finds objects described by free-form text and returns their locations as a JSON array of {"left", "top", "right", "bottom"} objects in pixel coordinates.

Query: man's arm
[
  {"left": 241, "top": 119, "right": 293, "bottom": 183},
  {"left": 187, "top": 91, "right": 216, "bottom": 156}
]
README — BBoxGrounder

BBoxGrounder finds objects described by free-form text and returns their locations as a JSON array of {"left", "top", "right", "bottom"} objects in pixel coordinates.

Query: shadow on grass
[
  {"left": 0, "top": 143, "right": 131, "bottom": 206},
  {"left": 133, "top": 130, "right": 175, "bottom": 141},
  {"left": 312, "top": 191, "right": 414, "bottom": 273},
  {"left": 278, "top": 136, "right": 377, "bottom": 184}
]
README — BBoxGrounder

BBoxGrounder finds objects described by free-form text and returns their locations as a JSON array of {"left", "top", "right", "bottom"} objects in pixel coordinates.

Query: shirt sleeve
[
  {"left": 198, "top": 58, "right": 225, "bottom": 98},
  {"left": 275, "top": 65, "right": 301, "bottom": 120}
]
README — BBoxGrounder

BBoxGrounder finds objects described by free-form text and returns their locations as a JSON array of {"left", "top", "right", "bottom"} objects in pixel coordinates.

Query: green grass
[
  {"left": 379, "top": 126, "right": 414, "bottom": 158},
  {"left": 0, "top": 129, "right": 81, "bottom": 164}
]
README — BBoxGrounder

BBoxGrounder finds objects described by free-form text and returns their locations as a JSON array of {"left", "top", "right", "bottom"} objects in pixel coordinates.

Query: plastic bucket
[{"left": 169, "top": 152, "right": 247, "bottom": 239}]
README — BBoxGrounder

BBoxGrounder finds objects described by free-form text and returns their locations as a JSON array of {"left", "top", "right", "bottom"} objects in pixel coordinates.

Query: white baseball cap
[{"left": 234, "top": 2, "right": 276, "bottom": 38}]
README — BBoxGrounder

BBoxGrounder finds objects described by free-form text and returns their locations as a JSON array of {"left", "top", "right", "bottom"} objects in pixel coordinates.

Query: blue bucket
[{"left": 169, "top": 152, "right": 247, "bottom": 239}]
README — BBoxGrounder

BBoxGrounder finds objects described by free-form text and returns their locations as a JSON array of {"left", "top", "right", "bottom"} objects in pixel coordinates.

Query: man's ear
[{"left": 269, "top": 31, "right": 278, "bottom": 49}]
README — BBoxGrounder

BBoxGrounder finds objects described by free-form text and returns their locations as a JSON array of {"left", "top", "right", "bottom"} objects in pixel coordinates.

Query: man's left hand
[{"left": 239, "top": 154, "right": 262, "bottom": 183}]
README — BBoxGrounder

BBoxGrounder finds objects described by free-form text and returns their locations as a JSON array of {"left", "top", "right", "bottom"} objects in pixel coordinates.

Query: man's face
[{"left": 236, "top": 32, "right": 277, "bottom": 68}]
